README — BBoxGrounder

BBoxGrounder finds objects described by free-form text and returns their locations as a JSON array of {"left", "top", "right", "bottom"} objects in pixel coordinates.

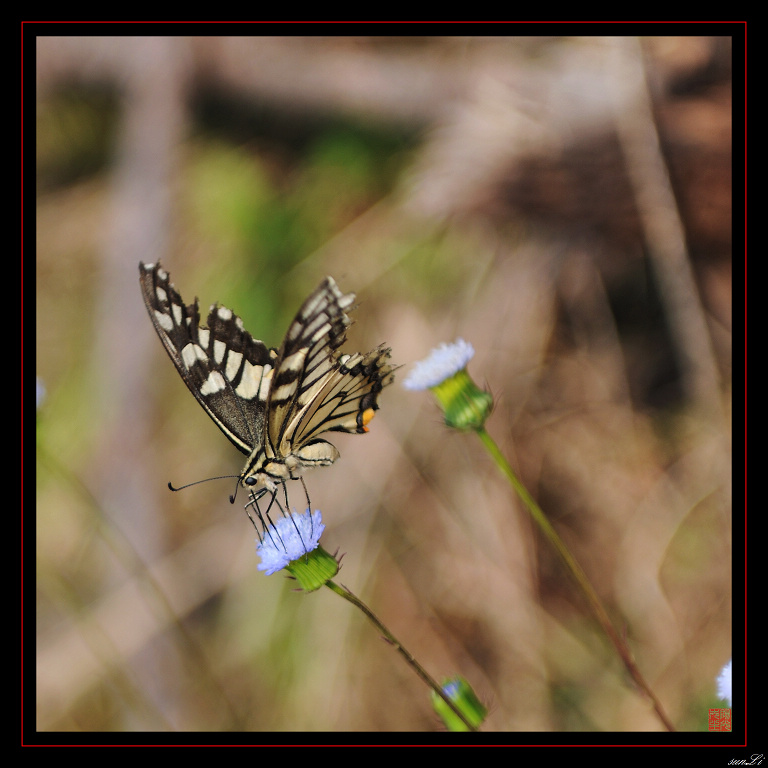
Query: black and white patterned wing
[
  {"left": 139, "top": 262, "right": 276, "bottom": 456},
  {"left": 267, "top": 277, "right": 395, "bottom": 460}
]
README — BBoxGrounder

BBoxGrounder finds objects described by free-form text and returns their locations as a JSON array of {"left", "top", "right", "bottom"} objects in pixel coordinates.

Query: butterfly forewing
[
  {"left": 199, "top": 302, "right": 278, "bottom": 452},
  {"left": 139, "top": 262, "right": 394, "bottom": 491},
  {"left": 139, "top": 262, "right": 276, "bottom": 455}
]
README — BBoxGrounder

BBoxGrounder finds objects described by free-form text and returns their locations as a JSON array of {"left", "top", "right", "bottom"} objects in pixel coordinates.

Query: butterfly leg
[
  {"left": 245, "top": 487, "right": 285, "bottom": 551},
  {"left": 261, "top": 489, "right": 291, "bottom": 551},
  {"left": 300, "top": 476, "right": 313, "bottom": 536},
  {"left": 244, "top": 487, "right": 268, "bottom": 540},
  {"left": 300, "top": 476, "right": 312, "bottom": 514},
  {"left": 244, "top": 482, "right": 311, "bottom": 554},
  {"left": 280, "top": 480, "right": 312, "bottom": 552}
]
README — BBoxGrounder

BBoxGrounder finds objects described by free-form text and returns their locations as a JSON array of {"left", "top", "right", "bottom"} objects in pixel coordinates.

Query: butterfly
[{"left": 139, "top": 262, "right": 394, "bottom": 502}]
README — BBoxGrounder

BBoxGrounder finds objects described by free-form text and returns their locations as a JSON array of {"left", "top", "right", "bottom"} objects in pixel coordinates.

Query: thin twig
[{"left": 325, "top": 580, "right": 479, "bottom": 731}]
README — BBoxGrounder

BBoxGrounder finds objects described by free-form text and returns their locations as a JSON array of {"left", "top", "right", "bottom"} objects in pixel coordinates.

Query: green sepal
[
  {"left": 430, "top": 369, "right": 493, "bottom": 431},
  {"left": 285, "top": 546, "right": 339, "bottom": 592}
]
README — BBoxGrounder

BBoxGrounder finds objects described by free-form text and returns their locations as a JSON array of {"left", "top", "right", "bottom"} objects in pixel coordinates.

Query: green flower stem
[
  {"left": 476, "top": 427, "right": 675, "bottom": 733},
  {"left": 325, "top": 579, "right": 478, "bottom": 732}
]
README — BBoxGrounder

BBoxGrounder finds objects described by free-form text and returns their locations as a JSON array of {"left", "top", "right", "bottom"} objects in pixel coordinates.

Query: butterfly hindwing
[
  {"left": 266, "top": 277, "right": 394, "bottom": 469},
  {"left": 139, "top": 262, "right": 394, "bottom": 491},
  {"left": 268, "top": 277, "right": 354, "bottom": 451}
]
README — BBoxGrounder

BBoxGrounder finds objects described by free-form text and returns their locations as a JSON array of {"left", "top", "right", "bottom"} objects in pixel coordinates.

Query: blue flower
[
  {"left": 717, "top": 659, "right": 732, "bottom": 707},
  {"left": 256, "top": 509, "right": 325, "bottom": 575},
  {"left": 442, "top": 679, "right": 462, "bottom": 698},
  {"left": 403, "top": 338, "right": 475, "bottom": 391},
  {"left": 36, "top": 377, "right": 46, "bottom": 409}
]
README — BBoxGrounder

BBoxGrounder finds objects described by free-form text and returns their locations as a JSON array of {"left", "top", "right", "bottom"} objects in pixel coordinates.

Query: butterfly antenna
[
  {"left": 168, "top": 475, "right": 239, "bottom": 492},
  {"left": 229, "top": 477, "right": 241, "bottom": 505}
]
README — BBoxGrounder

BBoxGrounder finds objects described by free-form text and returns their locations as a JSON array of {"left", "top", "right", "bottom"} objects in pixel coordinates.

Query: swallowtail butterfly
[{"left": 139, "top": 262, "right": 394, "bottom": 497}]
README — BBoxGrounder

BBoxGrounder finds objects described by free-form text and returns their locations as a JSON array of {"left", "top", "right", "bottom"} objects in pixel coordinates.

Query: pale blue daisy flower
[
  {"left": 256, "top": 509, "right": 325, "bottom": 575},
  {"left": 717, "top": 659, "right": 732, "bottom": 707},
  {"left": 403, "top": 338, "right": 475, "bottom": 390},
  {"left": 403, "top": 338, "right": 492, "bottom": 430}
]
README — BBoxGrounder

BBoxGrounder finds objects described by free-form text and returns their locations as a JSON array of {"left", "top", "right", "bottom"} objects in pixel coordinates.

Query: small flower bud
[
  {"left": 431, "top": 676, "right": 487, "bottom": 731},
  {"left": 403, "top": 339, "right": 493, "bottom": 430}
]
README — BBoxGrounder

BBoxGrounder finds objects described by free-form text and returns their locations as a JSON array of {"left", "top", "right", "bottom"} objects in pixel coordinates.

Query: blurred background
[{"left": 35, "top": 35, "right": 732, "bottom": 732}]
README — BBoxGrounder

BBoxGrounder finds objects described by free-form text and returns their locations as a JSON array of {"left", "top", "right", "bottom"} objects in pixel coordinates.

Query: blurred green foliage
[{"left": 37, "top": 85, "right": 120, "bottom": 190}]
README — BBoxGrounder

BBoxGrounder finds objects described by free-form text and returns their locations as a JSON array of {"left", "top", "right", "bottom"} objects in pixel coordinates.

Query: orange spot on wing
[{"left": 361, "top": 408, "right": 376, "bottom": 431}]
